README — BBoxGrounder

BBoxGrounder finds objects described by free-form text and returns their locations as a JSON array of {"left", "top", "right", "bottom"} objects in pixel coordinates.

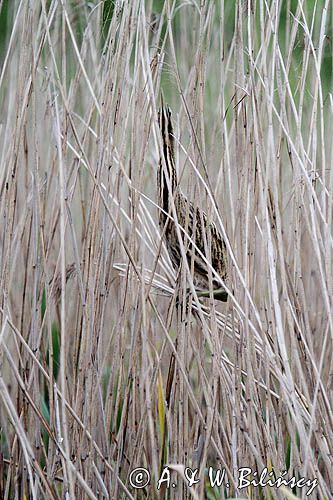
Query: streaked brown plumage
[{"left": 157, "top": 106, "right": 228, "bottom": 301}]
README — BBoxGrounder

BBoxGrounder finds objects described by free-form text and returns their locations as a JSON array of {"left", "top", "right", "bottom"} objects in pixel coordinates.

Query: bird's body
[{"left": 157, "top": 106, "right": 228, "bottom": 300}]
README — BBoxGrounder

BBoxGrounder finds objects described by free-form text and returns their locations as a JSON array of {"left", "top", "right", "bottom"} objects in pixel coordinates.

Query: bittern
[{"left": 157, "top": 105, "right": 228, "bottom": 301}]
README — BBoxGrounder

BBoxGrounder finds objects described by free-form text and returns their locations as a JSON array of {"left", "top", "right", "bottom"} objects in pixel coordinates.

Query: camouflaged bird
[{"left": 157, "top": 106, "right": 228, "bottom": 301}]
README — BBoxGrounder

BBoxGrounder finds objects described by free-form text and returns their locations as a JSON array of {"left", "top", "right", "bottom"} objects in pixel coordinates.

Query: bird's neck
[
  {"left": 159, "top": 153, "right": 178, "bottom": 216},
  {"left": 158, "top": 106, "right": 178, "bottom": 217}
]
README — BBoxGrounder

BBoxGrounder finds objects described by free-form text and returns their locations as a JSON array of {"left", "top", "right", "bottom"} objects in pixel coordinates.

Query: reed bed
[{"left": 0, "top": 0, "right": 332, "bottom": 498}]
